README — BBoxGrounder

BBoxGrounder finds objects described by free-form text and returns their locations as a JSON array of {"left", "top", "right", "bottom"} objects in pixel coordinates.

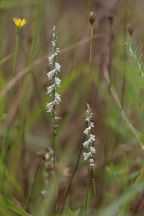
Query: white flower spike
[
  {"left": 83, "top": 104, "right": 96, "bottom": 167},
  {"left": 46, "top": 26, "right": 61, "bottom": 116}
]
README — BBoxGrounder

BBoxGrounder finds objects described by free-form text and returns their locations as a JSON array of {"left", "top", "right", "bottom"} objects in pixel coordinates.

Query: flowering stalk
[
  {"left": 46, "top": 26, "right": 61, "bottom": 214},
  {"left": 83, "top": 12, "right": 96, "bottom": 215},
  {"left": 83, "top": 104, "right": 96, "bottom": 215}
]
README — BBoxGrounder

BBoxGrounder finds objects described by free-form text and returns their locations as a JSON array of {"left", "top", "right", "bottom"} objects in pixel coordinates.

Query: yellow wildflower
[{"left": 13, "top": 17, "right": 27, "bottom": 29}]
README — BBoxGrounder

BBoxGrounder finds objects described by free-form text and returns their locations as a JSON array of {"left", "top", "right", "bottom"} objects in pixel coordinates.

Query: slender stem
[
  {"left": 89, "top": 25, "right": 94, "bottom": 103},
  {"left": 90, "top": 25, "right": 93, "bottom": 65},
  {"left": 85, "top": 161, "right": 90, "bottom": 216},
  {"left": 12, "top": 31, "right": 20, "bottom": 77},
  {"left": 59, "top": 135, "right": 85, "bottom": 214},
  {"left": 51, "top": 103, "right": 57, "bottom": 214},
  {"left": 90, "top": 168, "right": 96, "bottom": 199},
  {"left": 25, "top": 156, "right": 43, "bottom": 211},
  {"left": 89, "top": 27, "right": 97, "bottom": 201}
]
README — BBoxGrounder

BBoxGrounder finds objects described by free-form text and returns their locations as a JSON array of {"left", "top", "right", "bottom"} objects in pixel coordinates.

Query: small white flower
[
  {"left": 52, "top": 40, "right": 56, "bottom": 47},
  {"left": 90, "top": 122, "right": 94, "bottom": 127},
  {"left": 90, "top": 146, "right": 96, "bottom": 153},
  {"left": 85, "top": 117, "right": 89, "bottom": 122},
  {"left": 47, "top": 69, "right": 56, "bottom": 80},
  {"left": 84, "top": 127, "right": 91, "bottom": 135},
  {"left": 55, "top": 116, "right": 61, "bottom": 120},
  {"left": 90, "top": 159, "right": 94, "bottom": 164},
  {"left": 45, "top": 153, "right": 50, "bottom": 160},
  {"left": 56, "top": 48, "right": 60, "bottom": 53},
  {"left": 83, "top": 104, "right": 96, "bottom": 166},
  {"left": 48, "top": 54, "right": 55, "bottom": 65},
  {"left": 55, "top": 62, "right": 61, "bottom": 71},
  {"left": 55, "top": 93, "right": 61, "bottom": 104},
  {"left": 55, "top": 77, "right": 61, "bottom": 87},
  {"left": 83, "top": 152, "right": 92, "bottom": 161},
  {"left": 41, "top": 190, "right": 47, "bottom": 197},
  {"left": 47, "top": 84, "right": 55, "bottom": 94},
  {"left": 90, "top": 134, "right": 95, "bottom": 142},
  {"left": 46, "top": 101, "right": 54, "bottom": 112},
  {"left": 83, "top": 139, "right": 91, "bottom": 148}
]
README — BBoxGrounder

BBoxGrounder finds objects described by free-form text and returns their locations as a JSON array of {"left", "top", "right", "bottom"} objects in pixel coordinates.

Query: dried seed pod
[
  {"left": 43, "top": 147, "right": 54, "bottom": 184},
  {"left": 89, "top": 11, "right": 96, "bottom": 26},
  {"left": 127, "top": 24, "right": 133, "bottom": 36}
]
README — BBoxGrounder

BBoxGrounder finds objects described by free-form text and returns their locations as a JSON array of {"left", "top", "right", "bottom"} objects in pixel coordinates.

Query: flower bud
[
  {"left": 89, "top": 11, "right": 96, "bottom": 26},
  {"left": 127, "top": 24, "right": 133, "bottom": 36}
]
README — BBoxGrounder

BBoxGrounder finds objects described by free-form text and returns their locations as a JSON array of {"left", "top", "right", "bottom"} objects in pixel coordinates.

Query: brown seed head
[
  {"left": 127, "top": 24, "right": 133, "bottom": 36},
  {"left": 89, "top": 11, "right": 96, "bottom": 26}
]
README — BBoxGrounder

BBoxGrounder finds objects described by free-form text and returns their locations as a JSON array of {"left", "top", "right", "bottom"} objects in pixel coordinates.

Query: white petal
[
  {"left": 90, "top": 134, "right": 95, "bottom": 142},
  {"left": 90, "top": 163, "right": 95, "bottom": 167},
  {"left": 47, "top": 69, "right": 56, "bottom": 80},
  {"left": 83, "top": 139, "right": 91, "bottom": 148},
  {"left": 46, "top": 101, "right": 54, "bottom": 112},
  {"left": 45, "top": 153, "right": 50, "bottom": 160},
  {"left": 47, "top": 84, "right": 55, "bottom": 94},
  {"left": 55, "top": 93, "right": 61, "bottom": 104},
  {"left": 90, "top": 146, "right": 96, "bottom": 153},
  {"left": 55, "top": 62, "right": 61, "bottom": 71},
  {"left": 90, "top": 159, "right": 94, "bottom": 163},
  {"left": 55, "top": 77, "right": 61, "bottom": 87}
]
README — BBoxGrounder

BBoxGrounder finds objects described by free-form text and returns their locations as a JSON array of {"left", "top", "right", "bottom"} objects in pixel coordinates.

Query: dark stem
[
  {"left": 25, "top": 156, "right": 43, "bottom": 211},
  {"left": 59, "top": 135, "right": 85, "bottom": 214}
]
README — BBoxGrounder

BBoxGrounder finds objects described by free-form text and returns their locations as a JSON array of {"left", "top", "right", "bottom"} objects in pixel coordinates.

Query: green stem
[
  {"left": 85, "top": 162, "right": 90, "bottom": 216},
  {"left": 90, "top": 25, "right": 93, "bottom": 65},
  {"left": 92, "top": 174, "right": 96, "bottom": 199},
  {"left": 89, "top": 25, "right": 94, "bottom": 102},
  {"left": 51, "top": 99, "right": 57, "bottom": 214},
  {"left": 12, "top": 31, "right": 20, "bottom": 77}
]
